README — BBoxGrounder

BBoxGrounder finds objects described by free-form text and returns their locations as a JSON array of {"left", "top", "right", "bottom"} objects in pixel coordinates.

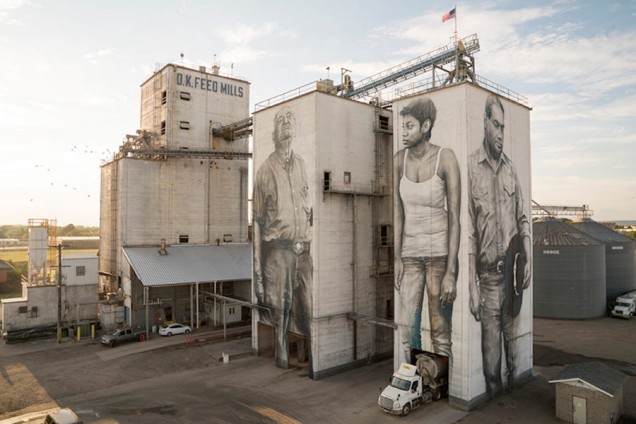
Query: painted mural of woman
[{"left": 394, "top": 97, "right": 461, "bottom": 359}]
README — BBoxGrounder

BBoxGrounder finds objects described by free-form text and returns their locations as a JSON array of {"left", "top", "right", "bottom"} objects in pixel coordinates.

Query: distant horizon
[{"left": 2, "top": 217, "right": 636, "bottom": 228}]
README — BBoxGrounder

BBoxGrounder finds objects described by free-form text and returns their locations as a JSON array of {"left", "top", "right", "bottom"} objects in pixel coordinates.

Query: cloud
[
  {"left": 0, "top": 0, "right": 28, "bottom": 24},
  {"left": 83, "top": 47, "right": 117, "bottom": 63},
  {"left": 216, "top": 22, "right": 296, "bottom": 64}
]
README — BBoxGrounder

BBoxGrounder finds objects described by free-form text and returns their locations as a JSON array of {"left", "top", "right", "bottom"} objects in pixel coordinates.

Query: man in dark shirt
[
  {"left": 253, "top": 106, "right": 313, "bottom": 368},
  {"left": 468, "top": 94, "right": 531, "bottom": 397}
]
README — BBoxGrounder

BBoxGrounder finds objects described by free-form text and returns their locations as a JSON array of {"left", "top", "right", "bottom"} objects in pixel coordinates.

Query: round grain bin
[
  {"left": 533, "top": 217, "right": 606, "bottom": 319},
  {"left": 571, "top": 218, "right": 636, "bottom": 299}
]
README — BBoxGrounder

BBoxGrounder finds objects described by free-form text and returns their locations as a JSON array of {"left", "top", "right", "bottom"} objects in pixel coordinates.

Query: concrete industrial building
[
  {"left": 251, "top": 33, "right": 533, "bottom": 409},
  {"left": 1, "top": 220, "right": 98, "bottom": 338},
  {"left": 99, "top": 62, "right": 252, "bottom": 333},
  {"left": 252, "top": 85, "right": 395, "bottom": 377}
]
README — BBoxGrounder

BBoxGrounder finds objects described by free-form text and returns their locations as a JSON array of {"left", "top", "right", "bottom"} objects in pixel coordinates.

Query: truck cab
[
  {"left": 611, "top": 297, "right": 635, "bottom": 319},
  {"left": 378, "top": 363, "right": 423, "bottom": 416},
  {"left": 378, "top": 351, "right": 448, "bottom": 416}
]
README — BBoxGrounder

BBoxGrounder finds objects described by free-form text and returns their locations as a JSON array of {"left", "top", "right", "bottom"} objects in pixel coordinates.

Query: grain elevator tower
[{"left": 99, "top": 62, "right": 251, "bottom": 322}]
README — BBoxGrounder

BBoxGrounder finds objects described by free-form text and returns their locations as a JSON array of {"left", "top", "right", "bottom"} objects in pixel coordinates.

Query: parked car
[
  {"left": 100, "top": 326, "right": 144, "bottom": 347},
  {"left": 159, "top": 323, "right": 192, "bottom": 336}
]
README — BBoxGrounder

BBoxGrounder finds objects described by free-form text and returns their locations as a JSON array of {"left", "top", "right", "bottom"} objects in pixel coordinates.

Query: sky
[{"left": 0, "top": 0, "right": 635, "bottom": 226}]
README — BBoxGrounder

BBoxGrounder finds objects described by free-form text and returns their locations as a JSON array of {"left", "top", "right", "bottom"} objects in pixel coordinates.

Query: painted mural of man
[
  {"left": 253, "top": 106, "right": 313, "bottom": 369},
  {"left": 468, "top": 94, "right": 532, "bottom": 397}
]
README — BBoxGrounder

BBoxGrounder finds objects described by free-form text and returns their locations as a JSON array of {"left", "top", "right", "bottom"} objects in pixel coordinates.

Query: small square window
[
  {"left": 179, "top": 121, "right": 190, "bottom": 130},
  {"left": 223, "top": 234, "right": 233, "bottom": 243},
  {"left": 180, "top": 91, "right": 191, "bottom": 101},
  {"left": 179, "top": 235, "right": 189, "bottom": 243},
  {"left": 344, "top": 172, "right": 351, "bottom": 184},
  {"left": 76, "top": 266, "right": 86, "bottom": 276}
]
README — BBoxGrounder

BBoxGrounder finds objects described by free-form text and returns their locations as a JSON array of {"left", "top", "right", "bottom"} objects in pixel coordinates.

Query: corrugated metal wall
[
  {"left": 571, "top": 219, "right": 636, "bottom": 299},
  {"left": 533, "top": 218, "right": 607, "bottom": 318}
]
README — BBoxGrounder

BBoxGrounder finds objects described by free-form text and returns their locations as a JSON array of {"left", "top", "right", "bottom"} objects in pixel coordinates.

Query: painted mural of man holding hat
[{"left": 467, "top": 93, "right": 532, "bottom": 398}]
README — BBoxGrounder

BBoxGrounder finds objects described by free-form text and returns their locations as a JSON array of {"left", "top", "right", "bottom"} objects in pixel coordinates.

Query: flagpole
[
  {"left": 454, "top": 5, "right": 459, "bottom": 83},
  {"left": 454, "top": 4, "right": 458, "bottom": 41}
]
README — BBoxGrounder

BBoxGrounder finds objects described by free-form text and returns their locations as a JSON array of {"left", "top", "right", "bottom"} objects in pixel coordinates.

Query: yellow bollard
[
  {"left": 91, "top": 324, "right": 95, "bottom": 339},
  {"left": 77, "top": 326, "right": 81, "bottom": 342}
]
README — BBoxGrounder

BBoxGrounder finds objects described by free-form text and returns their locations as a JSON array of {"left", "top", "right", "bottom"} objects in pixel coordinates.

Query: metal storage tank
[
  {"left": 533, "top": 217, "right": 606, "bottom": 319},
  {"left": 571, "top": 218, "right": 636, "bottom": 299}
]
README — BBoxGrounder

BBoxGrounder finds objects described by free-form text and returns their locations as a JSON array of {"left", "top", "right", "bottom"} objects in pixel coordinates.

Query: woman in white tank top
[{"left": 395, "top": 97, "right": 461, "bottom": 360}]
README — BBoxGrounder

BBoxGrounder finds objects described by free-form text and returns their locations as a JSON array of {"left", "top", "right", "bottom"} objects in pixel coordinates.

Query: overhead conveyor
[{"left": 340, "top": 33, "right": 480, "bottom": 100}]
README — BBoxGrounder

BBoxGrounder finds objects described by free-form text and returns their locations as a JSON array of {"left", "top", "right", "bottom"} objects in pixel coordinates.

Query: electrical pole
[{"left": 57, "top": 243, "right": 63, "bottom": 343}]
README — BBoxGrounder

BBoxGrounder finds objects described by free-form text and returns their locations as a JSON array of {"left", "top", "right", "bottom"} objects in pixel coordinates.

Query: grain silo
[
  {"left": 533, "top": 217, "right": 606, "bottom": 319},
  {"left": 571, "top": 218, "right": 636, "bottom": 299}
]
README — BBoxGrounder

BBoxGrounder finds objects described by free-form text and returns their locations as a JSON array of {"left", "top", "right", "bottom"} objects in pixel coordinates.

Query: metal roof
[
  {"left": 122, "top": 244, "right": 252, "bottom": 287},
  {"left": 549, "top": 362, "right": 628, "bottom": 397},
  {"left": 571, "top": 218, "right": 634, "bottom": 243},
  {"left": 533, "top": 217, "right": 602, "bottom": 246}
]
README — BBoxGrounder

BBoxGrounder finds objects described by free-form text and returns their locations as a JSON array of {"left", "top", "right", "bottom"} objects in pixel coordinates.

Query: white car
[{"left": 158, "top": 323, "right": 192, "bottom": 336}]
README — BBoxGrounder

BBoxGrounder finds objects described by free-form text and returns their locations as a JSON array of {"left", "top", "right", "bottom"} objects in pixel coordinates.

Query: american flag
[{"left": 442, "top": 8, "right": 456, "bottom": 23}]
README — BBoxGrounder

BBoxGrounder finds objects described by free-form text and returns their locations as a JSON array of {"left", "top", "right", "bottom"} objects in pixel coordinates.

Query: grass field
[{"left": 0, "top": 249, "right": 98, "bottom": 264}]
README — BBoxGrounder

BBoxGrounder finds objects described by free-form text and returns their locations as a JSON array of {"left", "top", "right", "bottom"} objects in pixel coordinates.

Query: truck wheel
[
  {"left": 167, "top": 332, "right": 173, "bottom": 336},
  {"left": 185, "top": 329, "right": 191, "bottom": 334},
  {"left": 109, "top": 341, "right": 115, "bottom": 348},
  {"left": 401, "top": 403, "right": 411, "bottom": 416}
]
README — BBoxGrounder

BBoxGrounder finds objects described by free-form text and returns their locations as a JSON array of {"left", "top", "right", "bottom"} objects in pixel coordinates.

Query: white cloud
[
  {"left": 0, "top": 0, "right": 28, "bottom": 24},
  {"left": 0, "top": 0, "right": 29, "bottom": 11},
  {"left": 83, "top": 47, "right": 115, "bottom": 59},
  {"left": 216, "top": 22, "right": 297, "bottom": 65}
]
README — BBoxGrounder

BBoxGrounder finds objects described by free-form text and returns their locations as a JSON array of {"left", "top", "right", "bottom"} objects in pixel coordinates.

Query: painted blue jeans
[
  {"left": 478, "top": 271, "right": 514, "bottom": 397},
  {"left": 262, "top": 245, "right": 312, "bottom": 368},
  {"left": 399, "top": 256, "right": 452, "bottom": 357}
]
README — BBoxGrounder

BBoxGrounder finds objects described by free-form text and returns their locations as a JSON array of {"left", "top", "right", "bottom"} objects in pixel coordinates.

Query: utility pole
[{"left": 56, "top": 243, "right": 63, "bottom": 343}]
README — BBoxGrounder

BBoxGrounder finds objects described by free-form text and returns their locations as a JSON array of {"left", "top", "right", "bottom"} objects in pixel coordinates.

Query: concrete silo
[
  {"left": 533, "top": 217, "right": 606, "bottom": 319},
  {"left": 571, "top": 218, "right": 636, "bottom": 299}
]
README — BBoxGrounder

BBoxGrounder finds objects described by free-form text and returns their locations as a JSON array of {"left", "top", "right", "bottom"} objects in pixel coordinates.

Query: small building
[
  {"left": 121, "top": 243, "right": 251, "bottom": 334},
  {"left": 1, "top": 254, "right": 98, "bottom": 334},
  {"left": 550, "top": 362, "right": 628, "bottom": 424}
]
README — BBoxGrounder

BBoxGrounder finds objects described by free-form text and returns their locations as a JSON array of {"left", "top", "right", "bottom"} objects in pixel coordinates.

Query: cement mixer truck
[{"left": 378, "top": 350, "right": 449, "bottom": 416}]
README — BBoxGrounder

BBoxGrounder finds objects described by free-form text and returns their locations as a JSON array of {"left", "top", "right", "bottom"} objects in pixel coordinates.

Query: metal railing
[{"left": 254, "top": 80, "right": 321, "bottom": 111}]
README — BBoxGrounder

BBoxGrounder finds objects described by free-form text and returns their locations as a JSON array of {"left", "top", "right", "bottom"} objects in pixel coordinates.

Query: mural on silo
[
  {"left": 394, "top": 97, "right": 461, "bottom": 360},
  {"left": 467, "top": 94, "right": 532, "bottom": 398},
  {"left": 394, "top": 87, "right": 533, "bottom": 405},
  {"left": 253, "top": 106, "right": 313, "bottom": 369}
]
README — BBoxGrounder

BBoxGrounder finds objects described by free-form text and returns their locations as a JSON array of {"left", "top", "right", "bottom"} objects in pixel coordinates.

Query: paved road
[{"left": 1, "top": 318, "right": 635, "bottom": 423}]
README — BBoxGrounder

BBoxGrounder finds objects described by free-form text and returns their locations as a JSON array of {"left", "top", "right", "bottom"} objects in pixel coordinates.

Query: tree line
[{"left": 0, "top": 224, "right": 99, "bottom": 240}]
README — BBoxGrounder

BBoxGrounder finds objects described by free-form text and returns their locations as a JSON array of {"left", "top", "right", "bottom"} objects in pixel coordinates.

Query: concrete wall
[
  {"left": 1, "top": 284, "right": 98, "bottom": 331},
  {"left": 392, "top": 83, "right": 533, "bottom": 407},
  {"left": 62, "top": 255, "right": 98, "bottom": 286},
  {"left": 140, "top": 64, "right": 250, "bottom": 150}
]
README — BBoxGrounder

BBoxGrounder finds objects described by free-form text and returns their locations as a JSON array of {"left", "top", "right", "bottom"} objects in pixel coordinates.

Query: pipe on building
[{"left": 353, "top": 194, "right": 358, "bottom": 361}]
